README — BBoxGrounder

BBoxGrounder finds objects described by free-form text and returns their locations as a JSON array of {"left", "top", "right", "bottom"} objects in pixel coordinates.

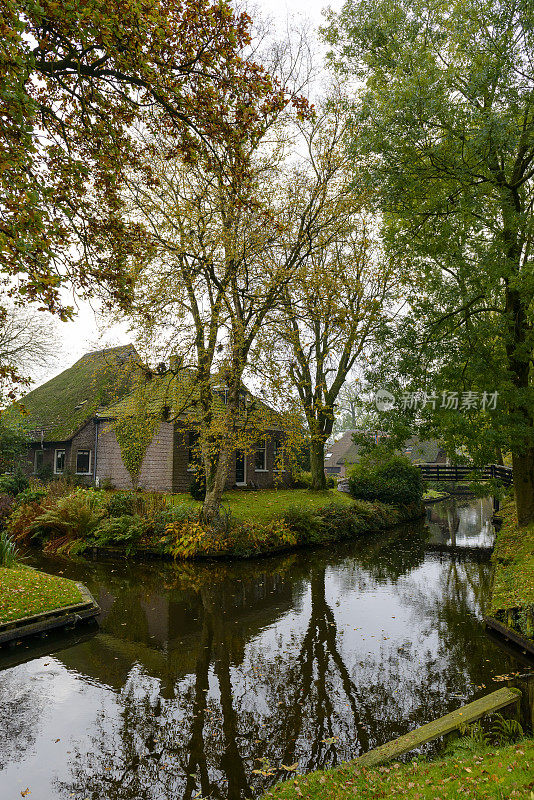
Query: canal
[{"left": 0, "top": 496, "right": 530, "bottom": 799}]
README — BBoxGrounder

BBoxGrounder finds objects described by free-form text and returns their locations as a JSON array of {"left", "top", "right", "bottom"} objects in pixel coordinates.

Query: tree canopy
[{"left": 324, "top": 0, "right": 534, "bottom": 522}]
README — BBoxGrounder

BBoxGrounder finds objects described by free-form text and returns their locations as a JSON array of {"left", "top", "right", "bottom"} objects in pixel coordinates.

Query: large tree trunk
[
  {"left": 309, "top": 436, "right": 327, "bottom": 491},
  {"left": 512, "top": 449, "right": 534, "bottom": 526},
  {"left": 202, "top": 445, "right": 233, "bottom": 523},
  {"left": 504, "top": 286, "right": 534, "bottom": 525}
]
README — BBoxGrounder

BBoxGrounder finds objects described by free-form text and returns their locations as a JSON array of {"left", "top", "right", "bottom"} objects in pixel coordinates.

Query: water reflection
[
  {"left": 0, "top": 499, "right": 529, "bottom": 799},
  {"left": 426, "top": 496, "right": 495, "bottom": 548}
]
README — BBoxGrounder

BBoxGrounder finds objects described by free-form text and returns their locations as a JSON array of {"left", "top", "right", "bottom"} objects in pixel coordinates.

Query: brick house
[{"left": 10, "top": 345, "right": 291, "bottom": 492}]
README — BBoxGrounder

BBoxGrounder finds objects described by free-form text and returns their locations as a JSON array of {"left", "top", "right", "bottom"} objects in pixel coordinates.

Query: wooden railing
[{"left": 417, "top": 463, "right": 513, "bottom": 485}]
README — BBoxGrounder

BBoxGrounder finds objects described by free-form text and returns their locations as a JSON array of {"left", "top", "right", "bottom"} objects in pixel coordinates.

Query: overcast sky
[{"left": 33, "top": 0, "right": 341, "bottom": 387}]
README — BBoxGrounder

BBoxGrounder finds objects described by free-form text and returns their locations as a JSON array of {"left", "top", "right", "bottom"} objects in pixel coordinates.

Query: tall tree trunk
[
  {"left": 512, "top": 449, "right": 534, "bottom": 526},
  {"left": 310, "top": 436, "right": 327, "bottom": 490},
  {"left": 504, "top": 276, "right": 534, "bottom": 525},
  {"left": 202, "top": 444, "right": 233, "bottom": 523}
]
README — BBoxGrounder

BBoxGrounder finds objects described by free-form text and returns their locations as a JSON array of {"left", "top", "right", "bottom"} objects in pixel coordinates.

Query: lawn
[
  {"left": 165, "top": 488, "right": 356, "bottom": 524},
  {"left": 0, "top": 566, "right": 85, "bottom": 624},
  {"left": 261, "top": 739, "right": 534, "bottom": 800},
  {"left": 490, "top": 500, "right": 534, "bottom": 621}
]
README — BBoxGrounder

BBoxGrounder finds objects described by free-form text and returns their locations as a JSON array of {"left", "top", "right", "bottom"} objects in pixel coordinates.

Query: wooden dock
[
  {"left": 352, "top": 687, "right": 521, "bottom": 768},
  {"left": 0, "top": 583, "right": 100, "bottom": 647}
]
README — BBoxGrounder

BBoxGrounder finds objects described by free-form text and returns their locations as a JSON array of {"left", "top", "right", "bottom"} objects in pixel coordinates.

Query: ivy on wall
[{"left": 114, "top": 414, "right": 160, "bottom": 484}]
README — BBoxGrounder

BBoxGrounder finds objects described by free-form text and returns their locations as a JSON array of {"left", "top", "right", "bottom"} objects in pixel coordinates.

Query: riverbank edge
[
  {"left": 0, "top": 566, "right": 99, "bottom": 642},
  {"left": 488, "top": 499, "right": 534, "bottom": 641},
  {"left": 259, "top": 737, "right": 534, "bottom": 800},
  {"left": 64, "top": 500, "right": 426, "bottom": 562}
]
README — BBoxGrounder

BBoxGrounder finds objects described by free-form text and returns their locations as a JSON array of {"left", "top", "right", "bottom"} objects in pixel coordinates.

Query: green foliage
[
  {"left": 86, "top": 515, "right": 147, "bottom": 555},
  {"left": 114, "top": 414, "right": 160, "bottom": 483},
  {"left": 281, "top": 506, "right": 326, "bottom": 544},
  {"left": 291, "top": 471, "right": 337, "bottom": 490},
  {"left": 106, "top": 491, "right": 135, "bottom": 518},
  {"left": 30, "top": 489, "right": 104, "bottom": 543},
  {"left": 0, "top": 422, "right": 27, "bottom": 472},
  {"left": 0, "top": 466, "right": 29, "bottom": 496},
  {"left": 324, "top": 0, "right": 534, "bottom": 522},
  {"left": 14, "top": 486, "right": 47, "bottom": 506},
  {"left": 489, "top": 714, "right": 524, "bottom": 744},
  {"left": 348, "top": 454, "right": 423, "bottom": 505},
  {"left": 454, "top": 722, "right": 490, "bottom": 752},
  {"left": 0, "top": 530, "right": 19, "bottom": 567}
]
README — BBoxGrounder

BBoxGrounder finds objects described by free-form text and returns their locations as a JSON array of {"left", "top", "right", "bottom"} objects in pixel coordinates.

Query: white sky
[{"left": 31, "top": 0, "right": 341, "bottom": 388}]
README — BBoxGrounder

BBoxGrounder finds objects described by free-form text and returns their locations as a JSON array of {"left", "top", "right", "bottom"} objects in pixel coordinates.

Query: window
[
  {"left": 34, "top": 450, "right": 44, "bottom": 474},
  {"left": 255, "top": 437, "right": 267, "bottom": 471},
  {"left": 76, "top": 449, "right": 91, "bottom": 475},
  {"left": 54, "top": 449, "right": 66, "bottom": 474},
  {"left": 187, "top": 432, "right": 200, "bottom": 471}
]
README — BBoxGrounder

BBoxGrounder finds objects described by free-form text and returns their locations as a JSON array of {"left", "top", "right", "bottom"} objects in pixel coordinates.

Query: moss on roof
[
  {"left": 104, "top": 369, "right": 286, "bottom": 429},
  {"left": 5, "top": 345, "right": 139, "bottom": 442}
]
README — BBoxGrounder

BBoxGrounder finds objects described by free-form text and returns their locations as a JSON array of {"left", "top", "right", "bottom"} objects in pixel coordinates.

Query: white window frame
[
  {"left": 54, "top": 448, "right": 66, "bottom": 474},
  {"left": 75, "top": 449, "right": 92, "bottom": 475},
  {"left": 34, "top": 449, "right": 45, "bottom": 474},
  {"left": 254, "top": 437, "right": 268, "bottom": 472}
]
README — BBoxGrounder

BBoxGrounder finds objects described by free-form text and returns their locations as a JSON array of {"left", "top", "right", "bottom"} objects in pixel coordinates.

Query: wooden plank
[
  {"left": 484, "top": 616, "right": 534, "bottom": 658},
  {"left": 352, "top": 688, "right": 521, "bottom": 768}
]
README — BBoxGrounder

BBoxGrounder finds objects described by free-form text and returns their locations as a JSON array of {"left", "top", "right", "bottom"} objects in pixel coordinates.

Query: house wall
[
  {"left": 23, "top": 420, "right": 96, "bottom": 483},
  {"left": 96, "top": 420, "right": 174, "bottom": 492},
  {"left": 172, "top": 424, "right": 290, "bottom": 492}
]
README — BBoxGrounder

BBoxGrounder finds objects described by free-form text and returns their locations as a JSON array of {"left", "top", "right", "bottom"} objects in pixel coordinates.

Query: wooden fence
[{"left": 417, "top": 463, "right": 513, "bottom": 485}]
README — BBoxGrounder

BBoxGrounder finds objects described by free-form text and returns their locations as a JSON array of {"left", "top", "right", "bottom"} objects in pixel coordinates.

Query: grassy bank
[
  {"left": 489, "top": 500, "right": 534, "bottom": 638},
  {"left": 261, "top": 739, "right": 534, "bottom": 800},
  {"left": 0, "top": 566, "right": 84, "bottom": 624},
  {"left": 6, "top": 485, "right": 423, "bottom": 561},
  {"left": 163, "top": 488, "right": 356, "bottom": 523}
]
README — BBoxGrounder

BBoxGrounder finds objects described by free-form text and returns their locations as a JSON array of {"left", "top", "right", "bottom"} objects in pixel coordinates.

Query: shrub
[
  {"left": 35, "top": 463, "right": 54, "bottom": 481},
  {"left": 0, "top": 530, "right": 19, "bottom": 567},
  {"left": 0, "top": 466, "right": 29, "bottom": 496},
  {"left": 325, "top": 473, "right": 337, "bottom": 489},
  {"left": 289, "top": 470, "right": 312, "bottom": 489},
  {"left": 149, "top": 504, "right": 193, "bottom": 540},
  {"left": 281, "top": 506, "right": 325, "bottom": 544},
  {"left": 0, "top": 493, "right": 14, "bottom": 523},
  {"left": 190, "top": 470, "right": 206, "bottom": 501},
  {"left": 7, "top": 496, "right": 52, "bottom": 544},
  {"left": 166, "top": 513, "right": 297, "bottom": 559},
  {"left": 348, "top": 454, "right": 423, "bottom": 506},
  {"left": 30, "top": 489, "right": 104, "bottom": 544},
  {"left": 14, "top": 486, "right": 48, "bottom": 506},
  {"left": 106, "top": 491, "right": 135, "bottom": 517},
  {"left": 88, "top": 515, "right": 148, "bottom": 555}
]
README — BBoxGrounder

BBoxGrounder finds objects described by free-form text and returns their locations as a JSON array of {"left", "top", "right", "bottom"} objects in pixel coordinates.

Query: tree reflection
[{"left": 53, "top": 508, "right": 521, "bottom": 800}]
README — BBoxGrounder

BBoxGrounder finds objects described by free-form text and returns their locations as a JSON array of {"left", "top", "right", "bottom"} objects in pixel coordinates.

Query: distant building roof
[{"left": 324, "top": 430, "right": 446, "bottom": 467}]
